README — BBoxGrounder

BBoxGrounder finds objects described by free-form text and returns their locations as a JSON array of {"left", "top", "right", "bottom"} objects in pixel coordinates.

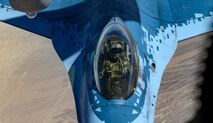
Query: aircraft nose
[{"left": 88, "top": 105, "right": 144, "bottom": 123}]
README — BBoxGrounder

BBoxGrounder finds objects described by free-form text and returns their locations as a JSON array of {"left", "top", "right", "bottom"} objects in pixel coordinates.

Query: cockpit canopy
[{"left": 94, "top": 17, "right": 139, "bottom": 100}]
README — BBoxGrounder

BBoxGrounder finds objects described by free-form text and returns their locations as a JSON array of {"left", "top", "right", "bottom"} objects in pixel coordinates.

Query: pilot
[{"left": 100, "top": 38, "right": 132, "bottom": 99}]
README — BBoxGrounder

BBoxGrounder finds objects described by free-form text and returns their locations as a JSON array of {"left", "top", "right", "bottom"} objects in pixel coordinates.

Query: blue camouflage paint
[{"left": 1, "top": 0, "right": 213, "bottom": 123}]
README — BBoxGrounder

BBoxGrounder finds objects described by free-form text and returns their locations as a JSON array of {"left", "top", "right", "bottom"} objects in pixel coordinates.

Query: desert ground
[
  {"left": 0, "top": 22, "right": 77, "bottom": 123},
  {"left": 0, "top": 22, "right": 211, "bottom": 123}
]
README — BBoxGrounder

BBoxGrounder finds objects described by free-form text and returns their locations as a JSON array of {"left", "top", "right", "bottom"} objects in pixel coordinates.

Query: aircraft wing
[
  {"left": 0, "top": 0, "right": 88, "bottom": 38},
  {"left": 1, "top": 0, "right": 92, "bottom": 71},
  {"left": 137, "top": 0, "right": 213, "bottom": 41},
  {"left": 0, "top": 1, "right": 51, "bottom": 38}
]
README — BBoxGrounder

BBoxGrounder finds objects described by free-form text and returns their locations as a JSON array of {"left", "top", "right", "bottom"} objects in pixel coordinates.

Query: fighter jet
[{"left": 0, "top": 0, "right": 213, "bottom": 123}]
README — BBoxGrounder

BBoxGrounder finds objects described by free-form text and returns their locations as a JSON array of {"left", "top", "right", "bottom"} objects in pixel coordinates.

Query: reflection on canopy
[{"left": 94, "top": 17, "right": 139, "bottom": 100}]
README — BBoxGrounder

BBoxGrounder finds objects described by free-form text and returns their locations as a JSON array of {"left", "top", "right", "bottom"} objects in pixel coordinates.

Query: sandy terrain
[
  {"left": 0, "top": 22, "right": 77, "bottom": 123},
  {"left": 0, "top": 22, "right": 212, "bottom": 123},
  {"left": 155, "top": 32, "right": 212, "bottom": 123}
]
